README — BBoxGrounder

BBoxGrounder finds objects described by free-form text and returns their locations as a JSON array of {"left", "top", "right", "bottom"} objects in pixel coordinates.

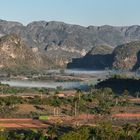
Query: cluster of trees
[
  {"left": 0, "top": 67, "right": 41, "bottom": 77},
  {"left": 0, "top": 84, "right": 132, "bottom": 117},
  {"left": 95, "top": 76, "right": 140, "bottom": 96},
  {"left": 0, "top": 82, "right": 51, "bottom": 95},
  {"left": 0, "top": 96, "right": 22, "bottom": 117},
  {"left": 0, "top": 122, "right": 140, "bottom": 140},
  {"left": 60, "top": 122, "right": 140, "bottom": 140},
  {"left": 28, "top": 87, "right": 132, "bottom": 116},
  {"left": 0, "top": 80, "right": 134, "bottom": 118}
]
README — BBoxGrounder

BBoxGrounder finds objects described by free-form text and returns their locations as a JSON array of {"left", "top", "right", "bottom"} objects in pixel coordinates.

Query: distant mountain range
[{"left": 1, "top": 19, "right": 140, "bottom": 70}]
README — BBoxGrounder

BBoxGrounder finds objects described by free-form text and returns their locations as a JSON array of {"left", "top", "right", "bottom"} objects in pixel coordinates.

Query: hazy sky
[{"left": 0, "top": 0, "right": 140, "bottom": 26}]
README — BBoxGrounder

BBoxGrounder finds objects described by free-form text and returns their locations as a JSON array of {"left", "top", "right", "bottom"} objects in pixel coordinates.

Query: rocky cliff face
[
  {"left": 113, "top": 41, "right": 140, "bottom": 70},
  {"left": 67, "top": 45, "right": 113, "bottom": 70},
  {"left": 68, "top": 42, "right": 140, "bottom": 70},
  {"left": 87, "top": 45, "right": 113, "bottom": 55},
  {"left": 1, "top": 19, "right": 140, "bottom": 69},
  {"left": 0, "top": 34, "right": 54, "bottom": 70}
]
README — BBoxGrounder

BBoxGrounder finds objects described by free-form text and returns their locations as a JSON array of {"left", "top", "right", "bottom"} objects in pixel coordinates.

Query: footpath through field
[
  {"left": 1, "top": 113, "right": 140, "bottom": 128},
  {"left": 0, "top": 118, "right": 49, "bottom": 128}
]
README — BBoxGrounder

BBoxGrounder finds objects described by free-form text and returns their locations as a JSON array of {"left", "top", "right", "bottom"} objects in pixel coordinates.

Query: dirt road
[
  {"left": 1, "top": 113, "right": 140, "bottom": 129},
  {"left": 0, "top": 118, "right": 49, "bottom": 128}
]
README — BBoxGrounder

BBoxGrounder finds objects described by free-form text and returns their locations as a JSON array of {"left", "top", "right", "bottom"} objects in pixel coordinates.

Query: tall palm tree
[
  {"left": 114, "top": 95, "right": 119, "bottom": 106},
  {"left": 51, "top": 97, "right": 61, "bottom": 116},
  {"left": 120, "top": 123, "right": 134, "bottom": 140},
  {"left": 75, "top": 88, "right": 83, "bottom": 101},
  {"left": 47, "top": 125, "right": 58, "bottom": 140}
]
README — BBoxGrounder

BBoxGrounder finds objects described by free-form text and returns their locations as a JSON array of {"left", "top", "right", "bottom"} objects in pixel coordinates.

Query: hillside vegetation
[
  {"left": 0, "top": 34, "right": 55, "bottom": 71},
  {"left": 68, "top": 41, "right": 140, "bottom": 70}
]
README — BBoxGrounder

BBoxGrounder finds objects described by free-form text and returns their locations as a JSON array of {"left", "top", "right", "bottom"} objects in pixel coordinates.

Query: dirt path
[
  {"left": 112, "top": 113, "right": 140, "bottom": 118},
  {"left": 1, "top": 113, "right": 140, "bottom": 129},
  {"left": 0, "top": 118, "right": 49, "bottom": 128}
]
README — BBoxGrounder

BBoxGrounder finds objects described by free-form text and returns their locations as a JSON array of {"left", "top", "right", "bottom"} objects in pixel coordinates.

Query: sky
[{"left": 0, "top": 0, "right": 140, "bottom": 26}]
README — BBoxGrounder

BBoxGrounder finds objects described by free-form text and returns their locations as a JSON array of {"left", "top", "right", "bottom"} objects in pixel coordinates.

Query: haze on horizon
[{"left": 0, "top": 0, "right": 140, "bottom": 27}]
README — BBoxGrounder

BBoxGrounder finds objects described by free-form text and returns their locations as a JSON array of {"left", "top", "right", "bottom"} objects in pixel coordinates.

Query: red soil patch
[
  {"left": 0, "top": 123, "right": 46, "bottom": 128},
  {"left": 0, "top": 118, "right": 48, "bottom": 128},
  {"left": 0, "top": 118, "right": 33, "bottom": 121},
  {"left": 130, "top": 98, "right": 140, "bottom": 102},
  {"left": 1, "top": 113, "right": 140, "bottom": 128},
  {"left": 112, "top": 113, "right": 140, "bottom": 118}
]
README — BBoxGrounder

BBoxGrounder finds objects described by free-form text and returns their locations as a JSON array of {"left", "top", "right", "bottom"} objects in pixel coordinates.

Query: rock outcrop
[
  {"left": 0, "top": 34, "right": 54, "bottom": 70},
  {"left": 1, "top": 20, "right": 140, "bottom": 69},
  {"left": 68, "top": 42, "right": 140, "bottom": 70}
]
